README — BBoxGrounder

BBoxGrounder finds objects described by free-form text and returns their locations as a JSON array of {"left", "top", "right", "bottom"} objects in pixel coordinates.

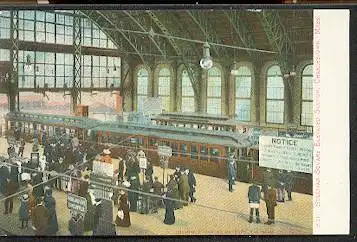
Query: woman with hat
[
  {"left": 163, "top": 189, "right": 175, "bottom": 225},
  {"left": 19, "top": 193, "right": 30, "bottom": 229},
  {"left": 115, "top": 192, "right": 131, "bottom": 227},
  {"left": 44, "top": 188, "right": 59, "bottom": 235}
]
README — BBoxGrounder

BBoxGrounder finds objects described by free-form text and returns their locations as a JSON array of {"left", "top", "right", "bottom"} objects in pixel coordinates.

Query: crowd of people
[{"left": 0, "top": 125, "right": 300, "bottom": 235}]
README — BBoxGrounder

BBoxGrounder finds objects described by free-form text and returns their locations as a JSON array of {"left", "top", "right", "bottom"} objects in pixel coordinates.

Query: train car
[
  {"left": 5, "top": 111, "right": 312, "bottom": 194},
  {"left": 89, "top": 123, "right": 252, "bottom": 179},
  {"left": 4, "top": 112, "right": 101, "bottom": 143}
]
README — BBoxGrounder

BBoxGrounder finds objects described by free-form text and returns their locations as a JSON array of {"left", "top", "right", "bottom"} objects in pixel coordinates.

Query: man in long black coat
[
  {"left": 187, "top": 169, "right": 197, "bottom": 203},
  {"left": 44, "top": 188, "right": 59, "bottom": 235},
  {"left": 128, "top": 177, "right": 139, "bottom": 212},
  {"left": 93, "top": 198, "right": 103, "bottom": 235}
]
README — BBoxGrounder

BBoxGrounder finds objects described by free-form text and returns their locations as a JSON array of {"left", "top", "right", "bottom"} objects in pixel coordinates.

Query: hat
[
  {"left": 118, "top": 157, "right": 123, "bottom": 161},
  {"left": 103, "top": 149, "right": 111, "bottom": 155},
  {"left": 22, "top": 194, "right": 29, "bottom": 200},
  {"left": 95, "top": 198, "right": 102, "bottom": 203},
  {"left": 130, "top": 176, "right": 137, "bottom": 180}
]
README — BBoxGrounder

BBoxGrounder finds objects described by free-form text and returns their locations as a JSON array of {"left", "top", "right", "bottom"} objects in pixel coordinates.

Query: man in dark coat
[
  {"left": 0, "top": 165, "right": 9, "bottom": 195},
  {"left": 248, "top": 183, "right": 261, "bottom": 223},
  {"left": 263, "top": 169, "right": 276, "bottom": 195},
  {"left": 178, "top": 170, "right": 189, "bottom": 206},
  {"left": 4, "top": 178, "right": 17, "bottom": 214},
  {"left": 145, "top": 160, "right": 154, "bottom": 184},
  {"left": 68, "top": 212, "right": 84, "bottom": 236},
  {"left": 264, "top": 185, "right": 277, "bottom": 225},
  {"left": 227, "top": 157, "right": 236, "bottom": 192},
  {"left": 187, "top": 169, "right": 197, "bottom": 203},
  {"left": 284, "top": 170, "right": 294, "bottom": 201},
  {"left": 128, "top": 176, "right": 139, "bottom": 212},
  {"left": 92, "top": 198, "right": 103, "bottom": 235},
  {"left": 163, "top": 189, "right": 175, "bottom": 225},
  {"left": 152, "top": 176, "right": 164, "bottom": 210},
  {"left": 44, "top": 188, "right": 59, "bottom": 235},
  {"left": 32, "top": 173, "right": 44, "bottom": 201},
  {"left": 32, "top": 197, "right": 50, "bottom": 236},
  {"left": 84, "top": 185, "right": 96, "bottom": 232},
  {"left": 78, "top": 175, "right": 90, "bottom": 198},
  {"left": 18, "top": 138, "right": 25, "bottom": 157},
  {"left": 117, "top": 157, "right": 124, "bottom": 184}
]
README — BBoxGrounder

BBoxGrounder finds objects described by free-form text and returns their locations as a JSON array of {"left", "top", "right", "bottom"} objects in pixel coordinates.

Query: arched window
[
  {"left": 301, "top": 64, "right": 313, "bottom": 126},
  {"left": 158, "top": 68, "right": 171, "bottom": 112},
  {"left": 235, "top": 66, "right": 252, "bottom": 121},
  {"left": 181, "top": 70, "right": 195, "bottom": 112},
  {"left": 137, "top": 68, "right": 149, "bottom": 112},
  {"left": 266, "top": 65, "right": 284, "bottom": 124},
  {"left": 207, "top": 67, "right": 221, "bottom": 115}
]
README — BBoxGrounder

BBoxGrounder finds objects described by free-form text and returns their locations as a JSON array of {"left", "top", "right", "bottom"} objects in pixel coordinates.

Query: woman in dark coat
[
  {"left": 19, "top": 194, "right": 30, "bottom": 229},
  {"left": 115, "top": 193, "right": 131, "bottom": 227},
  {"left": 84, "top": 187, "right": 95, "bottom": 232},
  {"left": 44, "top": 188, "right": 59, "bottom": 235},
  {"left": 163, "top": 189, "right": 175, "bottom": 225}
]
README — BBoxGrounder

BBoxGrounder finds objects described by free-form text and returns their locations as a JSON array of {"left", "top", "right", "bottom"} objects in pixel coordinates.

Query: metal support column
[
  {"left": 72, "top": 11, "right": 82, "bottom": 114},
  {"left": 9, "top": 10, "right": 19, "bottom": 113}
]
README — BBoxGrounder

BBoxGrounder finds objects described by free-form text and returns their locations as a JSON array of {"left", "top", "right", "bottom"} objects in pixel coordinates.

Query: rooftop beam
[
  {"left": 145, "top": 11, "right": 201, "bottom": 101},
  {"left": 186, "top": 10, "right": 229, "bottom": 58},
  {"left": 224, "top": 11, "right": 259, "bottom": 61}
]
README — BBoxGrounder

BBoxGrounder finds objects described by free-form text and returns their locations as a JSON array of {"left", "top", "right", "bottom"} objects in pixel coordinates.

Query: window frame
[{"left": 300, "top": 64, "right": 313, "bottom": 127}]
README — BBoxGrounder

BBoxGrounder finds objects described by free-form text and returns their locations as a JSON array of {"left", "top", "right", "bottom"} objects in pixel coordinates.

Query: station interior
[{"left": 0, "top": 9, "right": 313, "bottom": 236}]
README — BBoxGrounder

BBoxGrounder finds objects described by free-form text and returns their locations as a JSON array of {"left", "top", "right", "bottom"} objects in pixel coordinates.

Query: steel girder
[
  {"left": 258, "top": 10, "right": 296, "bottom": 74},
  {"left": 123, "top": 11, "right": 166, "bottom": 58},
  {"left": 72, "top": 11, "right": 82, "bottom": 113},
  {"left": 224, "top": 11, "right": 259, "bottom": 62},
  {"left": 9, "top": 10, "right": 19, "bottom": 112},
  {"left": 186, "top": 10, "right": 229, "bottom": 58},
  {"left": 145, "top": 11, "right": 201, "bottom": 98},
  {"left": 259, "top": 10, "right": 296, "bottom": 122},
  {"left": 95, "top": 10, "right": 147, "bottom": 66}
]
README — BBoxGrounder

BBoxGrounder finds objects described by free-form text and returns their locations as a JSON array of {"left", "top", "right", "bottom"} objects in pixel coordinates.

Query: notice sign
[
  {"left": 67, "top": 193, "right": 87, "bottom": 214},
  {"left": 259, "top": 136, "right": 313, "bottom": 174}
]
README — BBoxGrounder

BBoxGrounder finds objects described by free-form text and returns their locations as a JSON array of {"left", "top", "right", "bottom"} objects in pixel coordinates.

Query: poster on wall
[{"left": 258, "top": 136, "right": 313, "bottom": 173}]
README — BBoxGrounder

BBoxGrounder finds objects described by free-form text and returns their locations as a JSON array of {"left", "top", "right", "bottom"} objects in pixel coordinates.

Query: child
[{"left": 19, "top": 193, "right": 30, "bottom": 229}]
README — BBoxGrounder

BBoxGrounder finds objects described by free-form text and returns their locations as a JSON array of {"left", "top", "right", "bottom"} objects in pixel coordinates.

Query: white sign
[
  {"left": 158, "top": 146, "right": 172, "bottom": 157},
  {"left": 92, "top": 160, "right": 114, "bottom": 177},
  {"left": 67, "top": 193, "right": 87, "bottom": 214},
  {"left": 259, "top": 136, "right": 313, "bottom": 173},
  {"left": 139, "top": 157, "right": 147, "bottom": 169}
]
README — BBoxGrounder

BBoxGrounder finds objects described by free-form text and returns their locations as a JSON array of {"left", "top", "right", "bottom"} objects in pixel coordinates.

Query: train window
[
  {"left": 200, "top": 146, "right": 208, "bottom": 161},
  {"left": 191, "top": 145, "right": 198, "bottom": 160},
  {"left": 109, "top": 135, "right": 116, "bottom": 144},
  {"left": 178, "top": 124, "right": 184, "bottom": 128},
  {"left": 210, "top": 148, "right": 220, "bottom": 162},
  {"left": 225, "top": 147, "right": 236, "bottom": 157},
  {"left": 137, "top": 137, "right": 144, "bottom": 145},
  {"left": 172, "top": 143, "right": 178, "bottom": 157},
  {"left": 180, "top": 143, "right": 188, "bottom": 157},
  {"left": 193, "top": 124, "right": 198, "bottom": 129},
  {"left": 208, "top": 125, "right": 213, "bottom": 130},
  {"left": 102, "top": 134, "right": 108, "bottom": 143},
  {"left": 149, "top": 138, "right": 157, "bottom": 147}
]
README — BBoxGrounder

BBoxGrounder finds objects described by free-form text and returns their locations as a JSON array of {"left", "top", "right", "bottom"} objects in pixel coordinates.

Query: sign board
[
  {"left": 92, "top": 160, "right": 114, "bottom": 177},
  {"left": 259, "top": 136, "right": 313, "bottom": 174},
  {"left": 67, "top": 193, "right": 87, "bottom": 214},
  {"left": 90, "top": 173, "right": 115, "bottom": 200},
  {"left": 158, "top": 146, "right": 172, "bottom": 157},
  {"left": 143, "top": 97, "right": 163, "bottom": 115},
  {"left": 278, "top": 131, "right": 313, "bottom": 139},
  {"left": 139, "top": 157, "right": 147, "bottom": 169}
]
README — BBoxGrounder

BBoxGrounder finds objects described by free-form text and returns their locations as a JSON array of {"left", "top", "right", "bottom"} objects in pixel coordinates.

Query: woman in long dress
[{"left": 115, "top": 193, "right": 131, "bottom": 227}]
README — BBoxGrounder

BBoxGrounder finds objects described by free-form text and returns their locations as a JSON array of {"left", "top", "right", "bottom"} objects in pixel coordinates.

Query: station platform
[{"left": 0, "top": 137, "right": 313, "bottom": 235}]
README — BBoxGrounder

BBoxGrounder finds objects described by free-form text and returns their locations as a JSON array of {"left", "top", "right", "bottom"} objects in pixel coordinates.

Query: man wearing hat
[
  {"left": 44, "top": 187, "right": 59, "bottom": 235},
  {"left": 100, "top": 149, "right": 112, "bottom": 164},
  {"left": 152, "top": 176, "right": 164, "bottom": 210},
  {"left": 227, "top": 154, "right": 236, "bottom": 192},
  {"left": 32, "top": 196, "right": 50, "bottom": 235},
  {"left": 92, "top": 198, "right": 103, "bottom": 235}
]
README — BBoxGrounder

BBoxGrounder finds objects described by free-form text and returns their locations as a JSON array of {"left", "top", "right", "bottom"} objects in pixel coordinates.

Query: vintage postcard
[{"left": 0, "top": 6, "right": 350, "bottom": 236}]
